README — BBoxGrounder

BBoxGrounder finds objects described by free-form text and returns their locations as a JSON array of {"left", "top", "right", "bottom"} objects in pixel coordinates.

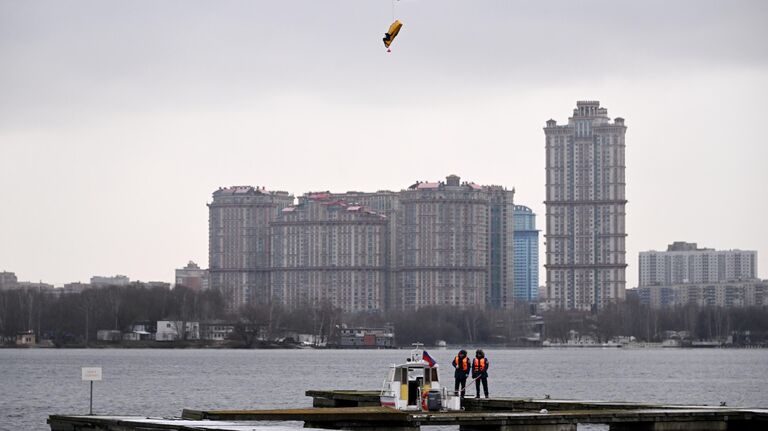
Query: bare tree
[{"left": 78, "top": 290, "right": 97, "bottom": 346}]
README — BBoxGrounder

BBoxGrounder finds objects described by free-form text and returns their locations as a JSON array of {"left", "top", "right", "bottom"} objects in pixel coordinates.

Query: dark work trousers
[
  {"left": 474, "top": 375, "right": 489, "bottom": 398},
  {"left": 454, "top": 376, "right": 467, "bottom": 398}
]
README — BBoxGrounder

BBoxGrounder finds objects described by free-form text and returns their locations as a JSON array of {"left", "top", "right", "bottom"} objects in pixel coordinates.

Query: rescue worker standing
[
  {"left": 472, "top": 349, "right": 489, "bottom": 398},
  {"left": 452, "top": 349, "right": 470, "bottom": 398}
]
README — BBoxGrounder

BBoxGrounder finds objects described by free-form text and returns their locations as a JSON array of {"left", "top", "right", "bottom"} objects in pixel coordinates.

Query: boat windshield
[{"left": 390, "top": 365, "right": 438, "bottom": 383}]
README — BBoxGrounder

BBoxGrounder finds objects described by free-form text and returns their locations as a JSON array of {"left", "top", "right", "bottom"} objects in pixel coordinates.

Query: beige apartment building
[
  {"left": 327, "top": 176, "right": 515, "bottom": 310},
  {"left": 209, "top": 175, "right": 516, "bottom": 312},
  {"left": 394, "top": 176, "right": 514, "bottom": 310},
  {"left": 270, "top": 196, "right": 388, "bottom": 312},
  {"left": 544, "top": 101, "right": 628, "bottom": 310},
  {"left": 208, "top": 186, "right": 294, "bottom": 311}
]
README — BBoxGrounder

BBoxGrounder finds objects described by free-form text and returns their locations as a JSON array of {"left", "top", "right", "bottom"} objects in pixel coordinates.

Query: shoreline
[{"left": 2, "top": 343, "right": 765, "bottom": 350}]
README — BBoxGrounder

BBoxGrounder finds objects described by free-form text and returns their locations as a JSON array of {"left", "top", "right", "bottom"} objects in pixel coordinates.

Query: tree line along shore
[{"left": 2, "top": 284, "right": 767, "bottom": 348}]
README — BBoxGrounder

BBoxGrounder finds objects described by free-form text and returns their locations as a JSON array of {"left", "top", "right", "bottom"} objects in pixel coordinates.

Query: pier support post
[{"left": 609, "top": 421, "right": 727, "bottom": 431}]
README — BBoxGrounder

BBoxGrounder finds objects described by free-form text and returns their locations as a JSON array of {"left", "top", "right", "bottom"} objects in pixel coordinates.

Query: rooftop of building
[
  {"left": 281, "top": 194, "right": 387, "bottom": 219},
  {"left": 180, "top": 261, "right": 201, "bottom": 270},
  {"left": 407, "top": 175, "right": 508, "bottom": 192},
  {"left": 640, "top": 242, "right": 757, "bottom": 254},
  {"left": 667, "top": 241, "right": 705, "bottom": 252},
  {"left": 545, "top": 100, "right": 626, "bottom": 128},
  {"left": 212, "top": 185, "right": 292, "bottom": 197},
  {"left": 299, "top": 176, "right": 511, "bottom": 203}
]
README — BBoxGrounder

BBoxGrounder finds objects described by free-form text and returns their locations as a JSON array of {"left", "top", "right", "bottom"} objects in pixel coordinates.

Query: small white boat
[{"left": 379, "top": 344, "right": 461, "bottom": 411}]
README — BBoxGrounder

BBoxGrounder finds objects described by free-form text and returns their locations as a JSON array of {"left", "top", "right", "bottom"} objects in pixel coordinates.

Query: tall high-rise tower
[
  {"left": 544, "top": 101, "right": 627, "bottom": 310},
  {"left": 208, "top": 186, "right": 294, "bottom": 311},
  {"left": 513, "top": 205, "right": 539, "bottom": 302},
  {"left": 394, "top": 175, "right": 515, "bottom": 310}
]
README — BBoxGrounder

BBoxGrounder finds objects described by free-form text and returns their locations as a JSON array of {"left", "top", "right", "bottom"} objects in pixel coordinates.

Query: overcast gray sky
[{"left": 1, "top": 0, "right": 767, "bottom": 287}]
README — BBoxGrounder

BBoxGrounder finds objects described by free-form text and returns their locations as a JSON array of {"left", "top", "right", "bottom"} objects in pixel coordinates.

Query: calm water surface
[{"left": 1, "top": 348, "right": 767, "bottom": 431}]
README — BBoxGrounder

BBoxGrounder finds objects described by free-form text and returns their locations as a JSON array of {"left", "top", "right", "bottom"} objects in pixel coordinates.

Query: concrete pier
[
  {"left": 177, "top": 407, "right": 766, "bottom": 431},
  {"left": 47, "top": 392, "right": 768, "bottom": 431}
]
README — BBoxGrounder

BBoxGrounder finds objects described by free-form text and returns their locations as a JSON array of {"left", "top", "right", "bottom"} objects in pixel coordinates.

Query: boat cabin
[{"left": 380, "top": 347, "right": 460, "bottom": 411}]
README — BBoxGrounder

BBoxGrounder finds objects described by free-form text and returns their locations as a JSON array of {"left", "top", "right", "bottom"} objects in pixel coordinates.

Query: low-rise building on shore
[
  {"left": 339, "top": 327, "right": 395, "bottom": 348},
  {"left": 156, "top": 320, "right": 200, "bottom": 341},
  {"left": 638, "top": 279, "right": 767, "bottom": 308}
]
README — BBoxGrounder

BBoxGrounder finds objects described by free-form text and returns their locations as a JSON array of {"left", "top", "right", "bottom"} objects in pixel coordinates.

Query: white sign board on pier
[{"left": 81, "top": 367, "right": 102, "bottom": 381}]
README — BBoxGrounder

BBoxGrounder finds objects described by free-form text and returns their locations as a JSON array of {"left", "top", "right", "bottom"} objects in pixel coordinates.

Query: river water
[{"left": 1, "top": 348, "right": 767, "bottom": 431}]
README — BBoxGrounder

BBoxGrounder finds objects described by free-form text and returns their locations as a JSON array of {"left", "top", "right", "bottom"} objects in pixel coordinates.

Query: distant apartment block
[
  {"left": 175, "top": 261, "right": 209, "bottom": 290},
  {"left": 16, "top": 281, "right": 54, "bottom": 291},
  {"left": 327, "top": 189, "right": 400, "bottom": 309},
  {"left": 395, "top": 176, "right": 514, "bottom": 310},
  {"left": 0, "top": 278, "right": 55, "bottom": 293},
  {"left": 0, "top": 271, "right": 18, "bottom": 290},
  {"left": 62, "top": 282, "right": 90, "bottom": 294},
  {"left": 513, "top": 205, "right": 539, "bottom": 302},
  {"left": 271, "top": 195, "right": 388, "bottom": 312},
  {"left": 90, "top": 275, "right": 130, "bottom": 287},
  {"left": 208, "top": 186, "right": 294, "bottom": 311},
  {"left": 544, "top": 101, "right": 627, "bottom": 310},
  {"left": 328, "top": 175, "right": 515, "bottom": 310},
  {"left": 639, "top": 242, "right": 757, "bottom": 286},
  {"left": 638, "top": 280, "right": 767, "bottom": 308},
  {"left": 0, "top": 271, "right": 56, "bottom": 293},
  {"left": 209, "top": 175, "right": 516, "bottom": 312}
]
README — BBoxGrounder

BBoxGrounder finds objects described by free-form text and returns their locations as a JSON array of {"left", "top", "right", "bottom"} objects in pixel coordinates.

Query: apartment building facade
[
  {"left": 639, "top": 242, "right": 757, "bottom": 286},
  {"left": 638, "top": 280, "right": 766, "bottom": 308},
  {"left": 209, "top": 175, "right": 515, "bottom": 312},
  {"left": 327, "top": 177, "right": 514, "bottom": 310},
  {"left": 208, "top": 186, "right": 294, "bottom": 311},
  {"left": 513, "top": 205, "right": 539, "bottom": 302},
  {"left": 544, "top": 101, "right": 628, "bottom": 310},
  {"left": 270, "top": 195, "right": 388, "bottom": 312}
]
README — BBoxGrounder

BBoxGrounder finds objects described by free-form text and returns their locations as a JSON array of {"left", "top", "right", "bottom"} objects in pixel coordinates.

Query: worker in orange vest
[
  {"left": 472, "top": 349, "right": 490, "bottom": 398},
  {"left": 451, "top": 349, "right": 470, "bottom": 399}
]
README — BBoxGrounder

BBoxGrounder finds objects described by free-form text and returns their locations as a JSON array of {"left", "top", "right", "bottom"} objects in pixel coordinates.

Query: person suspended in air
[{"left": 383, "top": 20, "right": 403, "bottom": 52}]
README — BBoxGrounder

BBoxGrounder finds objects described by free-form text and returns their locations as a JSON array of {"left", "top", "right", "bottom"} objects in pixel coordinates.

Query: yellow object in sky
[{"left": 383, "top": 20, "right": 403, "bottom": 49}]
